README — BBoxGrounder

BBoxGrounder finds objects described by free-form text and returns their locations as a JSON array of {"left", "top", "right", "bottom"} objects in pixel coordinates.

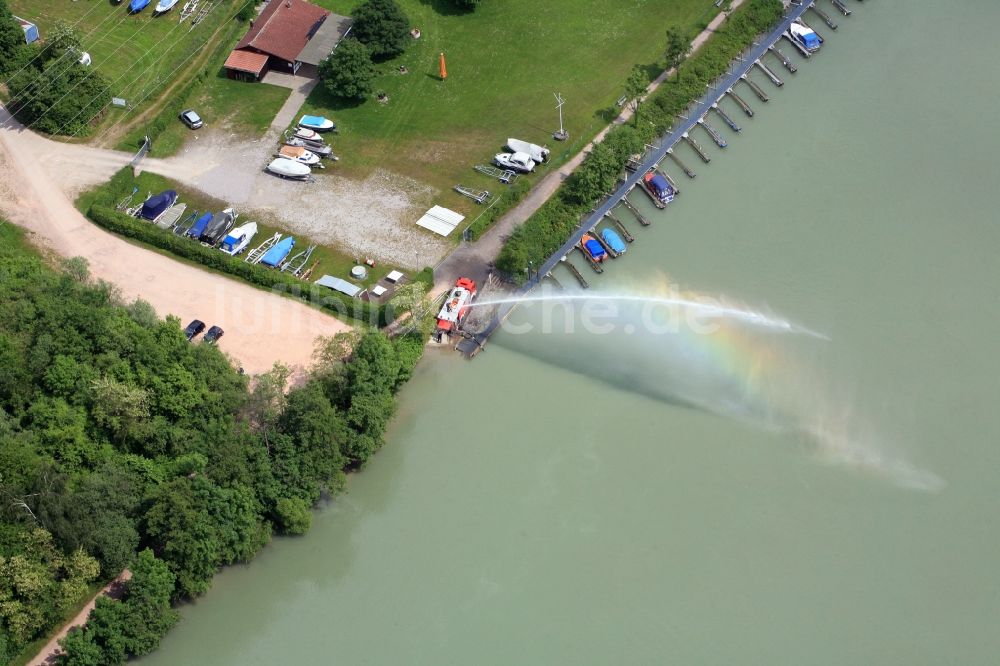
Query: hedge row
[
  {"left": 494, "top": 0, "right": 784, "bottom": 280},
  {"left": 88, "top": 205, "right": 386, "bottom": 326}
]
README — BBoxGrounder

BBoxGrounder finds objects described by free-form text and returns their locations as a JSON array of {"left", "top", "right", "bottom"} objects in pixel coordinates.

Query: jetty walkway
[{"left": 457, "top": 0, "right": 818, "bottom": 357}]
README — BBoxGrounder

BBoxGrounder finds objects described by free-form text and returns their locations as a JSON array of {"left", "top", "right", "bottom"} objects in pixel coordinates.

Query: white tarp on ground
[
  {"left": 316, "top": 275, "right": 362, "bottom": 298},
  {"left": 385, "top": 270, "right": 404, "bottom": 283},
  {"left": 416, "top": 205, "right": 464, "bottom": 236}
]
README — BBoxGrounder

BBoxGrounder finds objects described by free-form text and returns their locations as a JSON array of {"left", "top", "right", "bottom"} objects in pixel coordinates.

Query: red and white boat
[{"left": 436, "top": 277, "right": 477, "bottom": 334}]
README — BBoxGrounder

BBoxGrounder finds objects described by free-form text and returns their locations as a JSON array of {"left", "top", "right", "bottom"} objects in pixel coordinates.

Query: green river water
[{"left": 141, "top": 2, "right": 1000, "bottom": 664}]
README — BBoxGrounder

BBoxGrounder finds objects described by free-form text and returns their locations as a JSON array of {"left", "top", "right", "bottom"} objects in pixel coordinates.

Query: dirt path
[
  {"left": 0, "top": 106, "right": 350, "bottom": 375},
  {"left": 26, "top": 570, "right": 133, "bottom": 666},
  {"left": 430, "top": 0, "right": 746, "bottom": 296}
]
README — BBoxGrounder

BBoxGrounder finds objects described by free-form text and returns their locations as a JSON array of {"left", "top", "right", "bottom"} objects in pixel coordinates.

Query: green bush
[{"left": 494, "top": 0, "right": 783, "bottom": 280}]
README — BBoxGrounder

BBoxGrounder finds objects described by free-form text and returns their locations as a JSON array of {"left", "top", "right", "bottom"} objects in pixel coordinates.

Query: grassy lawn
[
  {"left": 302, "top": 0, "right": 719, "bottom": 220},
  {"left": 9, "top": 0, "right": 243, "bottom": 119}
]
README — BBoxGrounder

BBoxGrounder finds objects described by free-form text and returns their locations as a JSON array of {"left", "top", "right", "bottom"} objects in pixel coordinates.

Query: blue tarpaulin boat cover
[
  {"left": 601, "top": 228, "right": 627, "bottom": 254},
  {"left": 188, "top": 212, "right": 212, "bottom": 238},
  {"left": 803, "top": 33, "right": 820, "bottom": 49},
  {"left": 130, "top": 0, "right": 151, "bottom": 11},
  {"left": 260, "top": 237, "right": 294, "bottom": 267},
  {"left": 139, "top": 190, "right": 176, "bottom": 220},
  {"left": 584, "top": 239, "right": 606, "bottom": 259},
  {"left": 649, "top": 174, "right": 671, "bottom": 195}
]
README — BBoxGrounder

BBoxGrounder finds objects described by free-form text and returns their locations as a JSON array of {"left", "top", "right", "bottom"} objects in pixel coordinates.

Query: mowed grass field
[
  {"left": 305, "top": 0, "right": 717, "bottom": 216},
  {"left": 8, "top": 0, "right": 287, "bottom": 142}
]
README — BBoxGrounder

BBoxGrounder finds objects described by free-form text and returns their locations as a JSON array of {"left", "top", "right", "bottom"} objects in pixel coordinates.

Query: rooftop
[
  {"left": 236, "top": 0, "right": 330, "bottom": 64},
  {"left": 296, "top": 13, "right": 351, "bottom": 66}
]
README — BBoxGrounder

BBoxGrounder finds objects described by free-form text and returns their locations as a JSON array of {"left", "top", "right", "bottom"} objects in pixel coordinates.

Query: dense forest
[{"left": 0, "top": 221, "right": 427, "bottom": 665}]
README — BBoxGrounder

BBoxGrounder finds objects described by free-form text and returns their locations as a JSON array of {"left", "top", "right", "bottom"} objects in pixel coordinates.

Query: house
[
  {"left": 14, "top": 16, "right": 39, "bottom": 45},
  {"left": 223, "top": 0, "right": 351, "bottom": 81}
]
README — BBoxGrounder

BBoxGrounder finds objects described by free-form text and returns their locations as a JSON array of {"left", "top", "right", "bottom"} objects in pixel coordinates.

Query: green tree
[
  {"left": 274, "top": 498, "right": 311, "bottom": 535},
  {"left": 624, "top": 64, "right": 649, "bottom": 113},
  {"left": 319, "top": 39, "right": 376, "bottom": 101},
  {"left": 0, "top": 0, "right": 24, "bottom": 75},
  {"left": 664, "top": 27, "right": 691, "bottom": 81},
  {"left": 350, "top": 0, "right": 410, "bottom": 60}
]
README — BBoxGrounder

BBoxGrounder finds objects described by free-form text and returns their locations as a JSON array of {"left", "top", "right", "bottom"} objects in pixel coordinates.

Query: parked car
[
  {"left": 204, "top": 325, "right": 224, "bottom": 344},
  {"left": 179, "top": 109, "right": 203, "bottom": 129},
  {"left": 184, "top": 319, "right": 206, "bottom": 340}
]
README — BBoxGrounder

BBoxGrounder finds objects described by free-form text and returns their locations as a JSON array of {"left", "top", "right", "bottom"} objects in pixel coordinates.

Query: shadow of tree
[{"left": 416, "top": 0, "right": 474, "bottom": 17}]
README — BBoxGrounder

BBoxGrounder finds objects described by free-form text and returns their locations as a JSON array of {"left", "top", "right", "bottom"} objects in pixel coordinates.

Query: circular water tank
[{"left": 350, "top": 265, "right": 367, "bottom": 280}]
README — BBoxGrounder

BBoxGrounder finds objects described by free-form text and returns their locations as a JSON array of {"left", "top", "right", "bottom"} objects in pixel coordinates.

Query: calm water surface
[{"left": 142, "top": 2, "right": 1000, "bottom": 664}]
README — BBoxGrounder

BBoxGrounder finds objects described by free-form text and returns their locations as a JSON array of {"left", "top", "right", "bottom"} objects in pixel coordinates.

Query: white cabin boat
[
  {"left": 789, "top": 20, "right": 822, "bottom": 52},
  {"left": 277, "top": 145, "right": 321, "bottom": 165},
  {"left": 219, "top": 222, "right": 258, "bottom": 256},
  {"left": 493, "top": 151, "right": 536, "bottom": 173},
  {"left": 154, "top": 0, "right": 179, "bottom": 14}
]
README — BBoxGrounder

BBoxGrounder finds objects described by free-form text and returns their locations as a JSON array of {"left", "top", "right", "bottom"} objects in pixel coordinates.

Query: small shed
[
  {"left": 316, "top": 274, "right": 362, "bottom": 298},
  {"left": 385, "top": 270, "right": 404, "bottom": 283},
  {"left": 415, "top": 206, "right": 464, "bottom": 237},
  {"left": 14, "top": 16, "right": 38, "bottom": 44}
]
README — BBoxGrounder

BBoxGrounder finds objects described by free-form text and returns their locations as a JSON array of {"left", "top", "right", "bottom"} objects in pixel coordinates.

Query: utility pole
[{"left": 552, "top": 92, "right": 568, "bottom": 141}]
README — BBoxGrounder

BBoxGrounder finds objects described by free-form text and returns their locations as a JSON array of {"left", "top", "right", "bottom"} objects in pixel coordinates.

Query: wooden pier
[
  {"left": 755, "top": 60, "right": 784, "bottom": 87},
  {"left": 711, "top": 103, "right": 741, "bottom": 133},
  {"left": 830, "top": 0, "right": 851, "bottom": 17},
  {"left": 810, "top": 3, "right": 838, "bottom": 30},
  {"left": 682, "top": 133, "right": 712, "bottom": 163},
  {"left": 726, "top": 88, "right": 754, "bottom": 117},
  {"left": 740, "top": 75, "right": 770, "bottom": 103},
  {"left": 768, "top": 45, "right": 797, "bottom": 73},
  {"left": 562, "top": 259, "right": 590, "bottom": 289},
  {"left": 667, "top": 148, "right": 696, "bottom": 178},
  {"left": 782, "top": 32, "right": 811, "bottom": 58},
  {"left": 544, "top": 273, "right": 564, "bottom": 290},
  {"left": 605, "top": 212, "right": 635, "bottom": 242},
  {"left": 619, "top": 199, "right": 650, "bottom": 227},
  {"left": 697, "top": 119, "right": 727, "bottom": 149}
]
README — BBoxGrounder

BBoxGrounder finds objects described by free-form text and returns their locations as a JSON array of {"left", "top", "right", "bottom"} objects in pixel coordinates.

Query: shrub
[
  {"left": 350, "top": 0, "right": 410, "bottom": 61},
  {"left": 319, "top": 39, "right": 376, "bottom": 101}
]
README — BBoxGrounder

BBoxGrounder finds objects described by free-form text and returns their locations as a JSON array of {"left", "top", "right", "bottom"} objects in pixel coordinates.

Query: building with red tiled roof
[{"left": 224, "top": 0, "right": 351, "bottom": 81}]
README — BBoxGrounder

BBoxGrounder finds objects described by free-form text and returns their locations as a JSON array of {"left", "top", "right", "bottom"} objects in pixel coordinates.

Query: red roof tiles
[
  {"left": 223, "top": 49, "right": 270, "bottom": 75},
  {"left": 236, "top": 0, "right": 330, "bottom": 64}
]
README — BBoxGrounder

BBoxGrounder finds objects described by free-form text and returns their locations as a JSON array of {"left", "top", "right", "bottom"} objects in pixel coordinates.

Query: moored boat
[
  {"left": 436, "top": 277, "right": 477, "bottom": 335},
  {"left": 789, "top": 20, "right": 822, "bottom": 52},
  {"left": 298, "top": 115, "right": 336, "bottom": 132},
  {"left": 185, "top": 211, "right": 212, "bottom": 239},
  {"left": 200, "top": 207, "right": 238, "bottom": 246},
  {"left": 277, "top": 145, "right": 321, "bottom": 165},
  {"left": 138, "top": 190, "right": 177, "bottom": 222},
  {"left": 601, "top": 228, "right": 627, "bottom": 255},
  {"left": 260, "top": 236, "right": 295, "bottom": 267},
  {"left": 220, "top": 222, "right": 258, "bottom": 256},
  {"left": 639, "top": 171, "right": 675, "bottom": 209},
  {"left": 154, "top": 0, "right": 179, "bottom": 14},
  {"left": 265, "top": 158, "right": 312, "bottom": 180},
  {"left": 581, "top": 234, "right": 607, "bottom": 262}
]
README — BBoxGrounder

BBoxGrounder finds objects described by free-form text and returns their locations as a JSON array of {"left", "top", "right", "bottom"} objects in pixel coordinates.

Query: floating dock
[
  {"left": 697, "top": 119, "right": 727, "bottom": 149},
  {"left": 562, "top": 259, "right": 589, "bottom": 289},
  {"left": 711, "top": 103, "right": 741, "bottom": 133},
  {"left": 726, "top": 88, "right": 754, "bottom": 117},
  {"left": 461, "top": 1, "right": 821, "bottom": 357},
  {"left": 755, "top": 60, "right": 783, "bottom": 87},
  {"left": 682, "top": 133, "right": 711, "bottom": 163},
  {"left": 740, "top": 75, "right": 769, "bottom": 103},
  {"left": 768, "top": 45, "right": 797, "bottom": 73},
  {"left": 810, "top": 3, "right": 838, "bottom": 30},
  {"left": 667, "top": 148, "right": 696, "bottom": 178},
  {"left": 830, "top": 0, "right": 851, "bottom": 17},
  {"left": 619, "top": 198, "right": 650, "bottom": 227}
]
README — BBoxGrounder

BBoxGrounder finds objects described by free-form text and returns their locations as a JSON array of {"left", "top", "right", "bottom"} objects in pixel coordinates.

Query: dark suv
[
  {"left": 184, "top": 319, "right": 206, "bottom": 340},
  {"left": 204, "top": 326, "right": 224, "bottom": 344}
]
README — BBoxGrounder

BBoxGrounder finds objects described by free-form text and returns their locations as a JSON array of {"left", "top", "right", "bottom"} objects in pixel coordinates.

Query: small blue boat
[
  {"left": 139, "top": 190, "right": 177, "bottom": 221},
  {"left": 186, "top": 212, "right": 212, "bottom": 239},
  {"left": 129, "top": 0, "right": 152, "bottom": 13},
  {"left": 601, "top": 228, "right": 627, "bottom": 255},
  {"left": 260, "top": 236, "right": 295, "bottom": 267},
  {"left": 298, "top": 115, "right": 335, "bottom": 132}
]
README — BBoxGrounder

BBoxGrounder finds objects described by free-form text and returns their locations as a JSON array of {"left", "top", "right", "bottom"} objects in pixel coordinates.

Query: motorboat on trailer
[
  {"left": 284, "top": 136, "right": 337, "bottom": 159},
  {"left": 435, "top": 277, "right": 477, "bottom": 336},
  {"left": 138, "top": 190, "right": 177, "bottom": 222},
  {"left": 219, "top": 222, "right": 258, "bottom": 256},
  {"left": 186, "top": 211, "right": 212, "bottom": 239},
  {"left": 639, "top": 171, "right": 675, "bottom": 208},
  {"left": 129, "top": 0, "right": 152, "bottom": 13},
  {"left": 154, "top": 0, "right": 179, "bottom": 14},
  {"left": 506, "top": 138, "right": 549, "bottom": 164},
  {"left": 277, "top": 145, "right": 321, "bottom": 166},
  {"left": 265, "top": 158, "right": 312, "bottom": 180},
  {"left": 581, "top": 234, "right": 607, "bottom": 262},
  {"left": 493, "top": 151, "right": 536, "bottom": 173},
  {"left": 200, "top": 208, "right": 238, "bottom": 246},
  {"left": 290, "top": 127, "right": 324, "bottom": 144},
  {"left": 298, "top": 115, "right": 336, "bottom": 132},
  {"left": 788, "top": 19, "right": 822, "bottom": 52},
  {"left": 260, "top": 236, "right": 295, "bottom": 267},
  {"left": 601, "top": 228, "right": 627, "bottom": 255}
]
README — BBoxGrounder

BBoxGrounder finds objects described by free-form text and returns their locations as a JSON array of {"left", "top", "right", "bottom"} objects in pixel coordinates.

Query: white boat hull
[{"left": 266, "top": 158, "right": 312, "bottom": 180}]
